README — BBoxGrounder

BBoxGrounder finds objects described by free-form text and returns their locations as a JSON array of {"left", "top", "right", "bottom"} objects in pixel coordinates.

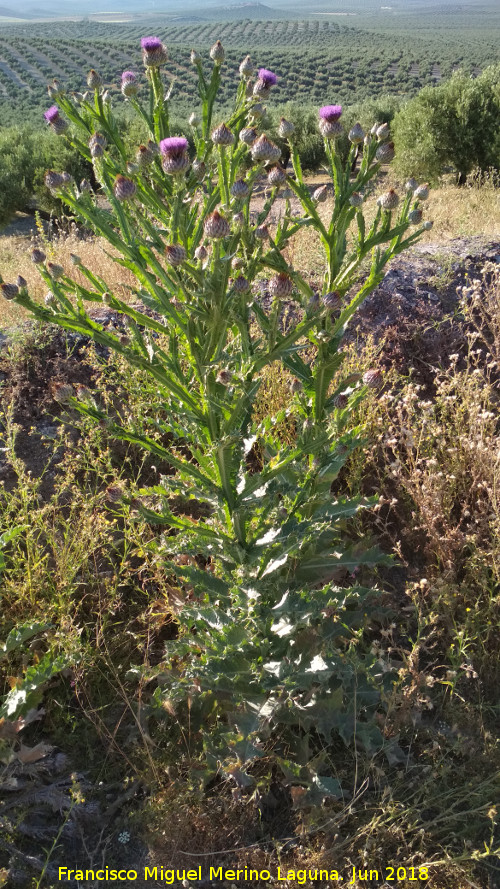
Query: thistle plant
[{"left": 1, "top": 39, "right": 433, "bottom": 788}]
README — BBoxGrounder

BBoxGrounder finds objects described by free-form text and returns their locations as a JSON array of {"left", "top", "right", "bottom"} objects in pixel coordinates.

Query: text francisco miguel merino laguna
[{"left": 58, "top": 865, "right": 425, "bottom": 884}]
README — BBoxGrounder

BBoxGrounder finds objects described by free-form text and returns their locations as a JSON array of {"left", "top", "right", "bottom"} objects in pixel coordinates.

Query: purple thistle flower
[
  {"left": 258, "top": 68, "right": 277, "bottom": 86},
  {"left": 44, "top": 105, "right": 60, "bottom": 123},
  {"left": 319, "top": 105, "right": 342, "bottom": 122},
  {"left": 141, "top": 36, "right": 162, "bottom": 51},
  {"left": 122, "top": 71, "right": 136, "bottom": 82},
  {"left": 160, "top": 137, "right": 189, "bottom": 155}
]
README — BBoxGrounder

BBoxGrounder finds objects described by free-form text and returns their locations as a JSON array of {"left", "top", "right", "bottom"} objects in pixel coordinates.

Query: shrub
[{"left": 393, "top": 64, "right": 500, "bottom": 183}]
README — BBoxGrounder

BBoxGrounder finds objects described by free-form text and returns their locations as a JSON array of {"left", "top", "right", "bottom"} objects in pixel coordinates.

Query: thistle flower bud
[
  {"left": 31, "top": 248, "right": 46, "bottom": 264},
  {"left": 210, "top": 40, "right": 225, "bottom": 64},
  {"left": 269, "top": 273, "right": 292, "bottom": 298},
  {"left": 349, "top": 191, "right": 364, "bottom": 207},
  {"left": 371, "top": 123, "right": 380, "bottom": 136},
  {"left": 45, "top": 170, "right": 65, "bottom": 191},
  {"left": 217, "top": 369, "right": 232, "bottom": 385},
  {"left": 89, "top": 130, "right": 106, "bottom": 149},
  {"left": 87, "top": 69, "right": 102, "bottom": 89},
  {"left": 121, "top": 70, "right": 138, "bottom": 97},
  {"left": 313, "top": 185, "right": 328, "bottom": 203},
  {"left": 102, "top": 90, "right": 110, "bottom": 105},
  {"left": 423, "top": 220, "right": 434, "bottom": 231},
  {"left": 192, "top": 159, "right": 206, "bottom": 181},
  {"left": 231, "top": 179, "right": 249, "bottom": 199},
  {"left": 16, "top": 275, "right": 27, "bottom": 289},
  {"left": 307, "top": 292, "right": 320, "bottom": 313},
  {"left": 348, "top": 122, "right": 365, "bottom": 144},
  {"left": 160, "top": 136, "right": 190, "bottom": 174},
  {"left": 251, "top": 134, "right": 281, "bottom": 162},
  {"left": 405, "top": 178, "right": 418, "bottom": 192},
  {"left": 102, "top": 291, "right": 113, "bottom": 305},
  {"left": 364, "top": 133, "right": 372, "bottom": 146},
  {"left": 267, "top": 165, "right": 286, "bottom": 188},
  {"left": 233, "top": 276, "right": 250, "bottom": 294},
  {"left": 47, "top": 79, "right": 63, "bottom": 99},
  {"left": 141, "top": 36, "right": 168, "bottom": 67},
  {"left": 189, "top": 112, "right": 200, "bottom": 128},
  {"left": 232, "top": 257, "right": 245, "bottom": 270},
  {"left": 190, "top": 49, "right": 201, "bottom": 65},
  {"left": 165, "top": 244, "right": 187, "bottom": 267},
  {"left": 377, "top": 189, "right": 399, "bottom": 211},
  {"left": 375, "top": 141, "right": 395, "bottom": 163},
  {"left": 249, "top": 102, "right": 265, "bottom": 120},
  {"left": 376, "top": 122, "right": 390, "bottom": 141},
  {"left": 195, "top": 245, "right": 208, "bottom": 262},
  {"left": 1, "top": 282, "right": 19, "bottom": 300},
  {"left": 44, "top": 290, "right": 57, "bottom": 308},
  {"left": 211, "top": 123, "right": 234, "bottom": 147},
  {"left": 90, "top": 142, "right": 104, "bottom": 159},
  {"left": 70, "top": 253, "right": 82, "bottom": 266},
  {"left": 53, "top": 382, "right": 73, "bottom": 403},
  {"left": 253, "top": 68, "right": 278, "bottom": 99},
  {"left": 44, "top": 105, "right": 67, "bottom": 134},
  {"left": 333, "top": 393, "right": 349, "bottom": 409},
  {"left": 322, "top": 291, "right": 341, "bottom": 310},
  {"left": 254, "top": 224, "right": 269, "bottom": 241},
  {"left": 239, "top": 55, "right": 254, "bottom": 77},
  {"left": 363, "top": 369, "right": 383, "bottom": 389},
  {"left": 47, "top": 262, "right": 64, "bottom": 279},
  {"left": 120, "top": 334, "right": 131, "bottom": 347},
  {"left": 106, "top": 484, "right": 124, "bottom": 503},
  {"left": 277, "top": 120, "right": 294, "bottom": 144},
  {"left": 136, "top": 143, "right": 155, "bottom": 167},
  {"left": 289, "top": 378, "right": 302, "bottom": 394},
  {"left": 232, "top": 212, "right": 245, "bottom": 229},
  {"left": 113, "top": 175, "right": 136, "bottom": 202},
  {"left": 79, "top": 179, "right": 92, "bottom": 193},
  {"left": 204, "top": 211, "right": 230, "bottom": 239},
  {"left": 415, "top": 183, "right": 430, "bottom": 201},
  {"left": 60, "top": 171, "right": 73, "bottom": 186},
  {"left": 239, "top": 127, "right": 258, "bottom": 146},
  {"left": 126, "top": 162, "right": 139, "bottom": 175},
  {"left": 408, "top": 208, "right": 423, "bottom": 225}
]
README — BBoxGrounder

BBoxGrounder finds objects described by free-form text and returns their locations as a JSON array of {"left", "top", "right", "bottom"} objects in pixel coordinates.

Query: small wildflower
[
  {"left": 211, "top": 123, "right": 234, "bottom": 147},
  {"left": 1, "top": 283, "right": 18, "bottom": 300},
  {"left": 204, "top": 211, "right": 230, "bottom": 239},
  {"left": 348, "top": 122, "right": 365, "bottom": 144},
  {"left": 117, "top": 831, "right": 131, "bottom": 845},
  {"left": 278, "top": 117, "right": 295, "bottom": 139},
  {"left": 313, "top": 184, "right": 328, "bottom": 203},
  {"left": 269, "top": 273, "right": 293, "bottom": 298},
  {"left": 44, "top": 105, "right": 67, "bottom": 134},
  {"left": 165, "top": 244, "right": 187, "bottom": 267},
  {"left": 141, "top": 36, "right": 167, "bottom": 67},
  {"left": 210, "top": 40, "right": 225, "bottom": 64},
  {"left": 231, "top": 179, "right": 249, "bottom": 199},
  {"left": 87, "top": 69, "right": 102, "bottom": 89},
  {"left": 251, "top": 134, "right": 281, "bottom": 162},
  {"left": 121, "top": 71, "right": 138, "bottom": 97},
  {"left": 160, "top": 137, "right": 190, "bottom": 174},
  {"left": 113, "top": 175, "right": 136, "bottom": 202},
  {"left": 239, "top": 126, "right": 258, "bottom": 146},
  {"left": 377, "top": 189, "right": 399, "bottom": 210},
  {"left": 375, "top": 141, "right": 395, "bottom": 163},
  {"left": 239, "top": 55, "right": 253, "bottom": 77}
]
